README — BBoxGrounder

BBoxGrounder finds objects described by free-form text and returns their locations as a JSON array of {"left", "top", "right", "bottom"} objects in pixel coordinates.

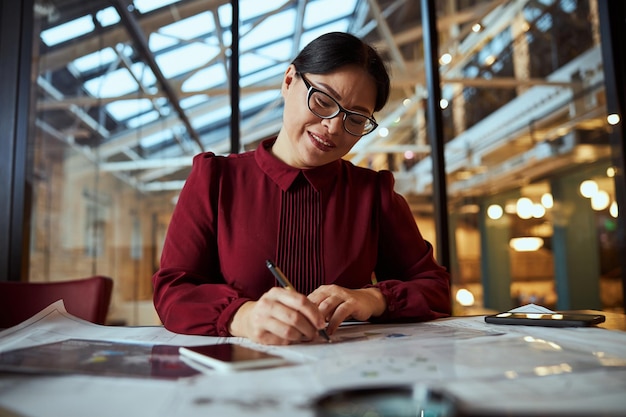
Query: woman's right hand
[{"left": 228, "top": 287, "right": 326, "bottom": 345}]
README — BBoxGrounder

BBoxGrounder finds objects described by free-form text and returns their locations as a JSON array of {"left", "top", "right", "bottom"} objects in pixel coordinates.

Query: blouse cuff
[{"left": 365, "top": 281, "right": 398, "bottom": 320}]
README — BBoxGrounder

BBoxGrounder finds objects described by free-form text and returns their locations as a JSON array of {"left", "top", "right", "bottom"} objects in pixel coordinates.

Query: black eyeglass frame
[{"left": 297, "top": 72, "right": 378, "bottom": 136}]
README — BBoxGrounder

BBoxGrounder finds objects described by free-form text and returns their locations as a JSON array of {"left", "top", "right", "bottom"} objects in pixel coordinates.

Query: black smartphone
[
  {"left": 178, "top": 343, "right": 290, "bottom": 371},
  {"left": 485, "top": 312, "right": 606, "bottom": 327}
]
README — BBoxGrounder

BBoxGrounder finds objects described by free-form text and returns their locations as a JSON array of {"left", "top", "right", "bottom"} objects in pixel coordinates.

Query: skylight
[
  {"left": 241, "top": 65, "right": 285, "bottom": 87},
  {"left": 106, "top": 98, "right": 153, "bottom": 122},
  {"left": 139, "top": 129, "right": 173, "bottom": 148},
  {"left": 149, "top": 32, "right": 180, "bottom": 52},
  {"left": 300, "top": 21, "right": 352, "bottom": 49},
  {"left": 83, "top": 63, "right": 156, "bottom": 98},
  {"left": 71, "top": 47, "right": 118, "bottom": 74},
  {"left": 255, "top": 39, "right": 294, "bottom": 62},
  {"left": 240, "top": 9, "right": 297, "bottom": 50},
  {"left": 155, "top": 43, "right": 219, "bottom": 79},
  {"left": 304, "top": 0, "right": 358, "bottom": 29},
  {"left": 182, "top": 65, "right": 227, "bottom": 92},
  {"left": 133, "top": 0, "right": 181, "bottom": 14},
  {"left": 240, "top": 91, "right": 281, "bottom": 112},
  {"left": 127, "top": 110, "right": 161, "bottom": 129},
  {"left": 159, "top": 11, "right": 216, "bottom": 41},
  {"left": 41, "top": 15, "right": 95, "bottom": 46},
  {"left": 180, "top": 95, "right": 209, "bottom": 110},
  {"left": 239, "top": 53, "right": 278, "bottom": 77},
  {"left": 96, "top": 7, "right": 120, "bottom": 27},
  {"left": 239, "top": 0, "right": 287, "bottom": 22}
]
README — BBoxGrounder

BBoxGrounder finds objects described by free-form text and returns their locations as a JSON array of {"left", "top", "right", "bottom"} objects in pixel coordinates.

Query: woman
[{"left": 152, "top": 32, "right": 451, "bottom": 345}]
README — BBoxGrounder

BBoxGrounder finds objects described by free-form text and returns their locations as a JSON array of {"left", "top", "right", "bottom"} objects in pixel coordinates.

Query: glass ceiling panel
[
  {"left": 83, "top": 62, "right": 156, "bottom": 98},
  {"left": 182, "top": 65, "right": 227, "bottom": 92},
  {"left": 127, "top": 110, "right": 161, "bottom": 129},
  {"left": 304, "top": 0, "right": 358, "bottom": 29},
  {"left": 241, "top": 65, "right": 285, "bottom": 87},
  {"left": 239, "top": 53, "right": 279, "bottom": 77},
  {"left": 217, "top": 4, "right": 233, "bottom": 27},
  {"left": 300, "top": 20, "right": 351, "bottom": 48},
  {"left": 96, "top": 7, "right": 121, "bottom": 27},
  {"left": 84, "top": 68, "right": 139, "bottom": 98},
  {"left": 155, "top": 43, "right": 219, "bottom": 79},
  {"left": 71, "top": 47, "right": 118, "bottom": 74},
  {"left": 149, "top": 32, "right": 180, "bottom": 52},
  {"left": 240, "top": 9, "right": 297, "bottom": 50},
  {"left": 238, "top": 0, "right": 287, "bottom": 22},
  {"left": 134, "top": 0, "right": 181, "bottom": 14},
  {"left": 41, "top": 15, "right": 95, "bottom": 46},
  {"left": 180, "top": 95, "right": 209, "bottom": 110},
  {"left": 159, "top": 11, "right": 216, "bottom": 41},
  {"left": 106, "top": 98, "right": 153, "bottom": 122},
  {"left": 255, "top": 39, "right": 294, "bottom": 62},
  {"left": 240, "top": 91, "right": 281, "bottom": 112},
  {"left": 139, "top": 129, "right": 173, "bottom": 148},
  {"left": 191, "top": 106, "right": 231, "bottom": 129}
]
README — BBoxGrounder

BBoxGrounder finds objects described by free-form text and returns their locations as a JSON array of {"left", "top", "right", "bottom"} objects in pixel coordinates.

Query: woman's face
[{"left": 272, "top": 64, "right": 377, "bottom": 169}]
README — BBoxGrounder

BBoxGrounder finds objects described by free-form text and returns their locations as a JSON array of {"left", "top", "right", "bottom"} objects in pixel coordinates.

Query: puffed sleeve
[
  {"left": 152, "top": 153, "right": 251, "bottom": 336},
  {"left": 369, "top": 170, "right": 451, "bottom": 321}
]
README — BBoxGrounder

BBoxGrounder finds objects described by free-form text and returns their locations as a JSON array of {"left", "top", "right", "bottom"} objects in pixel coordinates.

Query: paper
[
  {"left": 0, "top": 300, "right": 228, "bottom": 353},
  {"left": 2, "top": 302, "right": 626, "bottom": 417},
  {"left": 509, "top": 303, "right": 555, "bottom": 313}
]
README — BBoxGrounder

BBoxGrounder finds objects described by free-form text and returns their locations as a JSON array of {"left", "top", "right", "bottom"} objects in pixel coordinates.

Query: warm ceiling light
[
  {"left": 609, "top": 201, "right": 618, "bottom": 218},
  {"left": 456, "top": 289, "right": 475, "bottom": 307},
  {"left": 541, "top": 193, "right": 553, "bottom": 209},
  {"left": 516, "top": 197, "right": 534, "bottom": 219},
  {"left": 607, "top": 167, "right": 616, "bottom": 177},
  {"left": 532, "top": 203, "right": 546, "bottom": 218},
  {"left": 607, "top": 113, "right": 620, "bottom": 125},
  {"left": 439, "top": 53, "right": 452, "bottom": 65},
  {"left": 591, "top": 190, "right": 610, "bottom": 211},
  {"left": 579, "top": 180, "right": 598, "bottom": 198},
  {"left": 510, "top": 237, "right": 544, "bottom": 252},
  {"left": 487, "top": 204, "right": 503, "bottom": 220}
]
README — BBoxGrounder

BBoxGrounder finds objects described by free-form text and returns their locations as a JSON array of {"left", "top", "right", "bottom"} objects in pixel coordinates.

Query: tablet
[
  {"left": 178, "top": 343, "right": 290, "bottom": 371},
  {"left": 484, "top": 312, "right": 606, "bottom": 327}
]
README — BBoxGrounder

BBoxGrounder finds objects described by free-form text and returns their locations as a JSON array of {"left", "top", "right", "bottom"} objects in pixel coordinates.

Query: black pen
[{"left": 265, "top": 259, "right": 331, "bottom": 343}]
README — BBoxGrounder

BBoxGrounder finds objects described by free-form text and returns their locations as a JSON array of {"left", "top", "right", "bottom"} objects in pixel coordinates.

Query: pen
[{"left": 265, "top": 259, "right": 331, "bottom": 343}]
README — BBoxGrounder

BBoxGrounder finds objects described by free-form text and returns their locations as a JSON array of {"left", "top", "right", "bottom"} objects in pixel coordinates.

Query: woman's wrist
[
  {"left": 358, "top": 287, "right": 387, "bottom": 317},
  {"left": 228, "top": 300, "right": 253, "bottom": 337}
]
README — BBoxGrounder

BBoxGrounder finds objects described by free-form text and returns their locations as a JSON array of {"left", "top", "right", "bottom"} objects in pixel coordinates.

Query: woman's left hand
[{"left": 307, "top": 285, "right": 386, "bottom": 334}]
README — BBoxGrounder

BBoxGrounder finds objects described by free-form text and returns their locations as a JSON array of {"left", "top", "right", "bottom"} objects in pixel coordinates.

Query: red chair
[{"left": 0, "top": 275, "right": 113, "bottom": 328}]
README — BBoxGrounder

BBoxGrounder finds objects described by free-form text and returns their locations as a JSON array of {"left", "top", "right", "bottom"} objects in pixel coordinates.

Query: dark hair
[{"left": 291, "top": 32, "right": 390, "bottom": 112}]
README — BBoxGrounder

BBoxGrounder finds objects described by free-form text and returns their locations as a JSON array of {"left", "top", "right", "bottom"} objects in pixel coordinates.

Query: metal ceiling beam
[{"left": 112, "top": 0, "right": 204, "bottom": 153}]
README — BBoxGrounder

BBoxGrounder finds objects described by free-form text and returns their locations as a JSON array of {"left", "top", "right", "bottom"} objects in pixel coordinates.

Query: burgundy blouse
[{"left": 152, "top": 138, "right": 451, "bottom": 336}]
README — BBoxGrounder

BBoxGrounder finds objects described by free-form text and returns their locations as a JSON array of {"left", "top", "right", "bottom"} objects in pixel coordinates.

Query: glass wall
[
  {"left": 435, "top": 0, "right": 623, "bottom": 315},
  {"left": 22, "top": 0, "right": 624, "bottom": 326}
]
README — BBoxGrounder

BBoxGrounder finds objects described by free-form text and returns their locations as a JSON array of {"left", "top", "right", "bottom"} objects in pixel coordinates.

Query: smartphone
[
  {"left": 485, "top": 312, "right": 605, "bottom": 327},
  {"left": 178, "top": 343, "right": 290, "bottom": 371}
]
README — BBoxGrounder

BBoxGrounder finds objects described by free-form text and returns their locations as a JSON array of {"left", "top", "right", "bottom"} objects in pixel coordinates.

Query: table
[{"left": 1, "top": 302, "right": 625, "bottom": 417}]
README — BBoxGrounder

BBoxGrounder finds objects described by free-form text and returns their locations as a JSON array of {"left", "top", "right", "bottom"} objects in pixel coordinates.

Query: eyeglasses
[{"left": 297, "top": 72, "right": 378, "bottom": 136}]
